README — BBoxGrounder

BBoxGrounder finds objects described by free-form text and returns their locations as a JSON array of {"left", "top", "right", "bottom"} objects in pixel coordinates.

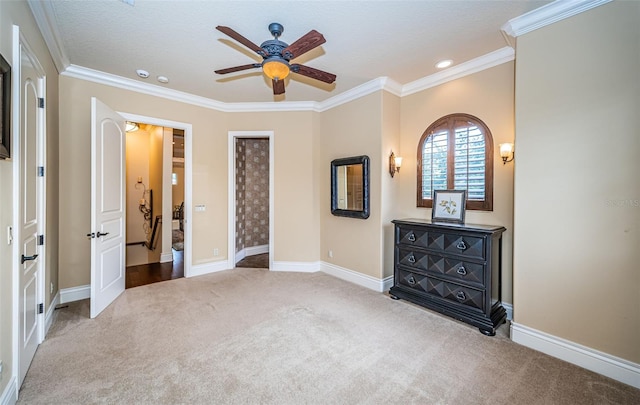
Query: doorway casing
[{"left": 228, "top": 131, "right": 274, "bottom": 269}]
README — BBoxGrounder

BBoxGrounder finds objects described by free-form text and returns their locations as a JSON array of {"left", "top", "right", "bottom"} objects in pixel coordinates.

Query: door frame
[
  {"left": 119, "top": 112, "right": 193, "bottom": 277},
  {"left": 11, "top": 24, "right": 47, "bottom": 389},
  {"left": 227, "top": 131, "right": 274, "bottom": 269}
]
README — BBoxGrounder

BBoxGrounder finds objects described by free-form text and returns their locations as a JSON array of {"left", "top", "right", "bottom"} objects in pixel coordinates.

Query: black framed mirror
[{"left": 331, "top": 155, "right": 370, "bottom": 219}]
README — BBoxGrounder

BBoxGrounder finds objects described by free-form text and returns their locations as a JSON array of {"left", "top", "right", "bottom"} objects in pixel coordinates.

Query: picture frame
[
  {"left": 0, "top": 52, "right": 11, "bottom": 160},
  {"left": 432, "top": 189, "right": 466, "bottom": 224}
]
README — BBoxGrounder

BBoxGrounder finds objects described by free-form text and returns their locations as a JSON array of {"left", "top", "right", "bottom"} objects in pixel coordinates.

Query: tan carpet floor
[{"left": 17, "top": 269, "right": 640, "bottom": 404}]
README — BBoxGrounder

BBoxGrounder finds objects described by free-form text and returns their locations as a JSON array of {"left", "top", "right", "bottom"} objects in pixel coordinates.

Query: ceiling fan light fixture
[{"left": 262, "top": 58, "right": 290, "bottom": 80}]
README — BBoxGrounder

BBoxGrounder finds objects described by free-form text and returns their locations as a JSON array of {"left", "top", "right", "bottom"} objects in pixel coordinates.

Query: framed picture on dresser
[
  {"left": 432, "top": 189, "right": 466, "bottom": 224},
  {"left": 0, "top": 51, "right": 10, "bottom": 160}
]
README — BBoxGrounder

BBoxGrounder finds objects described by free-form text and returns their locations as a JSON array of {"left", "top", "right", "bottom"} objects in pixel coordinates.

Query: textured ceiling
[{"left": 44, "top": 0, "right": 551, "bottom": 103}]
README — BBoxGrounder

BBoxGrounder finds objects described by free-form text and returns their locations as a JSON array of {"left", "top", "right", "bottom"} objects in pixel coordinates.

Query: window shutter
[
  {"left": 454, "top": 125, "right": 485, "bottom": 200},
  {"left": 421, "top": 129, "right": 448, "bottom": 199}
]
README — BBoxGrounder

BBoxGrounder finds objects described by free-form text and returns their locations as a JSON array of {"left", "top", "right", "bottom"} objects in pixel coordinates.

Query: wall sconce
[
  {"left": 125, "top": 121, "right": 139, "bottom": 132},
  {"left": 499, "top": 143, "right": 514, "bottom": 164},
  {"left": 389, "top": 151, "right": 403, "bottom": 177}
]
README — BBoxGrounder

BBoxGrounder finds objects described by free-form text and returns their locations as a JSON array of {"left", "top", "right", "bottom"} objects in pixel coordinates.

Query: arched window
[{"left": 417, "top": 113, "right": 493, "bottom": 211}]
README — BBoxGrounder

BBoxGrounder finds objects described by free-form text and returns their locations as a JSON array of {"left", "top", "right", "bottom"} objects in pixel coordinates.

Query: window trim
[{"left": 416, "top": 113, "right": 494, "bottom": 211}]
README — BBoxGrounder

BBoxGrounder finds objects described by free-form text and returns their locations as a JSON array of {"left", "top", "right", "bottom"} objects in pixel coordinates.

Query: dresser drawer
[
  {"left": 427, "top": 232, "right": 486, "bottom": 260},
  {"left": 395, "top": 268, "right": 485, "bottom": 312},
  {"left": 397, "top": 249, "right": 485, "bottom": 288},
  {"left": 397, "top": 226, "right": 429, "bottom": 248}
]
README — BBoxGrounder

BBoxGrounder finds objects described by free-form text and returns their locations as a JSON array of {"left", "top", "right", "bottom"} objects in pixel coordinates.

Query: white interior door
[
  {"left": 90, "top": 97, "right": 126, "bottom": 318},
  {"left": 17, "top": 32, "right": 45, "bottom": 387}
]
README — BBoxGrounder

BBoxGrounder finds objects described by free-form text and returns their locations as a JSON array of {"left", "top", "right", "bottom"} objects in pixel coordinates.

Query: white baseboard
[
  {"left": 321, "top": 262, "right": 393, "bottom": 293},
  {"left": 511, "top": 322, "right": 640, "bottom": 389},
  {"left": 246, "top": 244, "right": 268, "bottom": 256},
  {"left": 235, "top": 244, "right": 269, "bottom": 264},
  {"left": 187, "top": 260, "right": 232, "bottom": 278},
  {"left": 235, "top": 249, "right": 246, "bottom": 263},
  {"left": 0, "top": 376, "right": 17, "bottom": 405},
  {"left": 60, "top": 285, "right": 90, "bottom": 304},
  {"left": 271, "top": 261, "right": 321, "bottom": 273},
  {"left": 45, "top": 291, "right": 60, "bottom": 336},
  {"left": 503, "top": 302, "right": 513, "bottom": 321},
  {"left": 160, "top": 252, "right": 173, "bottom": 263}
]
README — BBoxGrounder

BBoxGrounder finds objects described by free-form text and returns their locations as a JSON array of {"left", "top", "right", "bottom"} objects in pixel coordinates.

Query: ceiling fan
[{"left": 214, "top": 23, "right": 337, "bottom": 95}]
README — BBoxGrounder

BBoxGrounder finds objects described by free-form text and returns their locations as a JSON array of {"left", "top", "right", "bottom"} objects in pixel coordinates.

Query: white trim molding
[
  {"left": 321, "top": 262, "right": 393, "bottom": 293},
  {"left": 511, "top": 322, "right": 640, "bottom": 389},
  {"left": 45, "top": 291, "right": 60, "bottom": 336},
  {"left": 188, "top": 260, "right": 232, "bottom": 278},
  {"left": 503, "top": 302, "right": 513, "bottom": 321},
  {"left": 0, "top": 376, "right": 17, "bottom": 405},
  {"left": 27, "top": 0, "right": 70, "bottom": 73},
  {"left": 502, "top": 0, "right": 613, "bottom": 37},
  {"left": 60, "top": 285, "right": 90, "bottom": 304}
]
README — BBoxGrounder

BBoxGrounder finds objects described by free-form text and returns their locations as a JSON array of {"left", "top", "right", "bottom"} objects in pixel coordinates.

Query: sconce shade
[
  {"left": 262, "top": 58, "right": 290, "bottom": 80},
  {"left": 389, "top": 151, "right": 402, "bottom": 177},
  {"left": 125, "top": 121, "right": 139, "bottom": 132},
  {"left": 499, "top": 143, "right": 514, "bottom": 164}
]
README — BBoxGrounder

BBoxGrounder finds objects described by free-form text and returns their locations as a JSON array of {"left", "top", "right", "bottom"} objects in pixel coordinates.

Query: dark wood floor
[{"left": 125, "top": 250, "right": 184, "bottom": 289}]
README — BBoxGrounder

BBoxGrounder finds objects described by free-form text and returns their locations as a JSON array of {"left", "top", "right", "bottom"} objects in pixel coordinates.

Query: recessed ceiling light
[
  {"left": 136, "top": 69, "right": 149, "bottom": 78},
  {"left": 436, "top": 60, "right": 453, "bottom": 69},
  {"left": 157, "top": 76, "right": 169, "bottom": 84}
]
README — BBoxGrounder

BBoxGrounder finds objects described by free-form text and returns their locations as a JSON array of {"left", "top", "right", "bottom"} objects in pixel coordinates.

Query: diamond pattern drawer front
[
  {"left": 397, "top": 226, "right": 429, "bottom": 248},
  {"left": 441, "top": 281, "right": 484, "bottom": 312},
  {"left": 390, "top": 219, "right": 506, "bottom": 335}
]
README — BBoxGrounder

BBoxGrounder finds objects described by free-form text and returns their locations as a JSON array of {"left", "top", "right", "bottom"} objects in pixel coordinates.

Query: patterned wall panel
[{"left": 235, "top": 138, "right": 269, "bottom": 253}]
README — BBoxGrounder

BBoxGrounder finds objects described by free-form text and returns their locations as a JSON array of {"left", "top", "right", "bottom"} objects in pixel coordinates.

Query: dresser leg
[
  {"left": 479, "top": 328, "right": 496, "bottom": 336},
  {"left": 389, "top": 294, "right": 400, "bottom": 300}
]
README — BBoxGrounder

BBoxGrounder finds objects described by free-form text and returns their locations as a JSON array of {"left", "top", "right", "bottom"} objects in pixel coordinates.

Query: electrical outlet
[
  {"left": 50, "top": 282, "right": 54, "bottom": 294},
  {"left": 328, "top": 250, "right": 333, "bottom": 258},
  {"left": 0, "top": 360, "right": 3, "bottom": 379},
  {"left": 213, "top": 248, "right": 219, "bottom": 256}
]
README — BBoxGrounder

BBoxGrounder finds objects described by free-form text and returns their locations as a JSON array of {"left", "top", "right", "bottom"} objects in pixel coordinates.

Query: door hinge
[
  {"left": 38, "top": 235, "right": 44, "bottom": 245},
  {"left": 38, "top": 303, "right": 44, "bottom": 314},
  {"left": 38, "top": 166, "right": 44, "bottom": 177},
  {"left": 38, "top": 98, "right": 44, "bottom": 108}
]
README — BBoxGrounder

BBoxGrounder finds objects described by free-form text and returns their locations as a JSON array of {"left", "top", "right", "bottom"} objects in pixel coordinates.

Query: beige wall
[
  {"left": 319, "top": 93, "right": 384, "bottom": 278},
  {"left": 0, "top": 0, "right": 60, "bottom": 396},
  {"left": 513, "top": 1, "right": 639, "bottom": 363},
  {"left": 399, "top": 62, "right": 516, "bottom": 303},
  {"left": 58, "top": 78, "right": 321, "bottom": 285},
  {"left": 227, "top": 111, "right": 319, "bottom": 262},
  {"left": 125, "top": 129, "right": 151, "bottom": 266}
]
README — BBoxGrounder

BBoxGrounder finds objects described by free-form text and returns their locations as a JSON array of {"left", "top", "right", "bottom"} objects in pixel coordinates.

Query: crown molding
[
  {"left": 401, "top": 46, "right": 515, "bottom": 97},
  {"left": 316, "top": 77, "right": 401, "bottom": 112},
  {"left": 502, "top": 0, "right": 613, "bottom": 37},
  {"left": 27, "top": 0, "right": 69, "bottom": 73}
]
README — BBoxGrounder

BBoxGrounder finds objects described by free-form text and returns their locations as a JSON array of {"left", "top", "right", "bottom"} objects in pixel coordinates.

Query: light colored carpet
[{"left": 18, "top": 269, "right": 639, "bottom": 404}]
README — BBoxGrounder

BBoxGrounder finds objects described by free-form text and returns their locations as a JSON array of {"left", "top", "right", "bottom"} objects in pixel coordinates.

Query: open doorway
[
  {"left": 228, "top": 131, "right": 274, "bottom": 270},
  {"left": 124, "top": 124, "right": 186, "bottom": 288}
]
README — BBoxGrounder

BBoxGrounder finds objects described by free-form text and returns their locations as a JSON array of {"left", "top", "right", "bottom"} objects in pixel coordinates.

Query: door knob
[{"left": 96, "top": 231, "right": 110, "bottom": 237}]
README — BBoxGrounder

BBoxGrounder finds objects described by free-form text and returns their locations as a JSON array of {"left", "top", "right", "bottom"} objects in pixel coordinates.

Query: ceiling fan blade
[
  {"left": 216, "top": 26, "right": 266, "bottom": 56},
  {"left": 282, "top": 30, "right": 326, "bottom": 59},
  {"left": 272, "top": 79, "right": 285, "bottom": 95},
  {"left": 291, "top": 64, "right": 336, "bottom": 84},
  {"left": 215, "top": 63, "right": 261, "bottom": 75}
]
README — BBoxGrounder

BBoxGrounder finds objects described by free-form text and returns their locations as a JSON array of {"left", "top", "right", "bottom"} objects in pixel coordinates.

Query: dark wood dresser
[{"left": 389, "top": 218, "right": 507, "bottom": 335}]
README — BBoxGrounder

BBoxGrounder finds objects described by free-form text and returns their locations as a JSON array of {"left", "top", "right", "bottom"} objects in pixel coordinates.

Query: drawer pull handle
[
  {"left": 408, "top": 276, "right": 416, "bottom": 286},
  {"left": 456, "top": 291, "right": 466, "bottom": 301},
  {"left": 456, "top": 240, "right": 467, "bottom": 250},
  {"left": 408, "top": 254, "right": 416, "bottom": 264},
  {"left": 407, "top": 232, "right": 416, "bottom": 242},
  {"left": 456, "top": 266, "right": 467, "bottom": 276}
]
